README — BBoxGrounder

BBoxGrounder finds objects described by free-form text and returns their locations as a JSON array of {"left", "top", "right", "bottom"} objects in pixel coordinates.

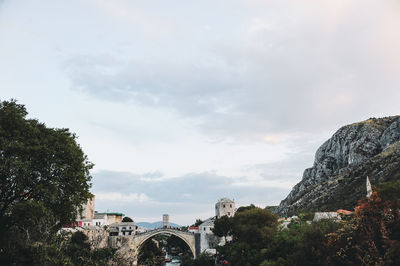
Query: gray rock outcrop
[{"left": 276, "top": 116, "right": 400, "bottom": 216}]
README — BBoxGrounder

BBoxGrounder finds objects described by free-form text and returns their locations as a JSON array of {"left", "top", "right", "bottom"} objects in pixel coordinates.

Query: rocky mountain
[{"left": 277, "top": 116, "right": 400, "bottom": 216}]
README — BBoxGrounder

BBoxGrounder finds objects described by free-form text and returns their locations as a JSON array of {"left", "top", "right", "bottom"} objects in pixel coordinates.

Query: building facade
[
  {"left": 163, "top": 214, "right": 169, "bottom": 228},
  {"left": 215, "top": 198, "right": 235, "bottom": 218},
  {"left": 77, "top": 195, "right": 95, "bottom": 221},
  {"left": 109, "top": 222, "right": 136, "bottom": 236}
]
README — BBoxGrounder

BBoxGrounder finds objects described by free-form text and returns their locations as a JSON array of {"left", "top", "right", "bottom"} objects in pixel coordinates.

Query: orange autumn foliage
[{"left": 326, "top": 190, "right": 400, "bottom": 265}]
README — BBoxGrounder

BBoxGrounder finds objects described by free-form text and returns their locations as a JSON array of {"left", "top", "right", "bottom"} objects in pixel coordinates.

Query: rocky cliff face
[{"left": 276, "top": 116, "right": 400, "bottom": 216}]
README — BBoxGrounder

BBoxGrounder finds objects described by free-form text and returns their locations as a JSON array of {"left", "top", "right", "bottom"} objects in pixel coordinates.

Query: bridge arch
[{"left": 133, "top": 228, "right": 196, "bottom": 263}]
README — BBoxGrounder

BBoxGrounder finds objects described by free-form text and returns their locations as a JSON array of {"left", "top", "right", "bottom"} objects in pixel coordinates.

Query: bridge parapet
[{"left": 136, "top": 227, "right": 194, "bottom": 237}]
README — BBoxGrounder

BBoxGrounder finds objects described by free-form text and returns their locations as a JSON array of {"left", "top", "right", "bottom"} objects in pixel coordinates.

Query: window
[
  {"left": 223, "top": 204, "right": 225, "bottom": 208},
  {"left": 204, "top": 228, "right": 206, "bottom": 231},
  {"left": 230, "top": 204, "right": 232, "bottom": 208},
  {"left": 228, "top": 212, "right": 230, "bottom": 215}
]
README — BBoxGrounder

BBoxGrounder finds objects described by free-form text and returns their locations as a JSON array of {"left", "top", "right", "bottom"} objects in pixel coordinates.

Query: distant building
[
  {"left": 215, "top": 198, "right": 235, "bottom": 218},
  {"left": 188, "top": 226, "right": 199, "bottom": 233},
  {"left": 109, "top": 221, "right": 136, "bottom": 236},
  {"left": 199, "top": 218, "right": 214, "bottom": 234},
  {"left": 93, "top": 212, "right": 109, "bottom": 227},
  {"left": 90, "top": 212, "right": 124, "bottom": 226},
  {"left": 199, "top": 218, "right": 221, "bottom": 253},
  {"left": 163, "top": 214, "right": 169, "bottom": 228},
  {"left": 313, "top": 212, "right": 340, "bottom": 222},
  {"left": 76, "top": 195, "right": 95, "bottom": 227},
  {"left": 136, "top": 226, "right": 147, "bottom": 234},
  {"left": 77, "top": 195, "right": 95, "bottom": 221},
  {"left": 104, "top": 212, "right": 124, "bottom": 224}
]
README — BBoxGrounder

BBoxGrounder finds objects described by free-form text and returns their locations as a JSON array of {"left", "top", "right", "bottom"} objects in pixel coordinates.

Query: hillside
[
  {"left": 136, "top": 221, "right": 182, "bottom": 229},
  {"left": 276, "top": 116, "right": 400, "bottom": 216}
]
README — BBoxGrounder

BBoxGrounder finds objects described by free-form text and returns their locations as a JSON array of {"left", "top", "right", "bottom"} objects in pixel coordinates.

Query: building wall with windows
[
  {"left": 109, "top": 222, "right": 136, "bottom": 236},
  {"left": 215, "top": 198, "right": 235, "bottom": 218},
  {"left": 163, "top": 214, "right": 169, "bottom": 228}
]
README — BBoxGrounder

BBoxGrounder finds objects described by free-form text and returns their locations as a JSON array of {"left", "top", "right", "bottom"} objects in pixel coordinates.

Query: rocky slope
[{"left": 276, "top": 116, "right": 400, "bottom": 216}]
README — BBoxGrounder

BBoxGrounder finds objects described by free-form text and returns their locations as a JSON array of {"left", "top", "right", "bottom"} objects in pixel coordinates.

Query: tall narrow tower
[{"left": 163, "top": 214, "right": 169, "bottom": 228}]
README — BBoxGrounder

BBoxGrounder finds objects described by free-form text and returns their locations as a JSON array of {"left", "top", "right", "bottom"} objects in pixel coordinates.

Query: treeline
[
  {"left": 0, "top": 100, "right": 120, "bottom": 265},
  {"left": 186, "top": 180, "right": 400, "bottom": 266}
]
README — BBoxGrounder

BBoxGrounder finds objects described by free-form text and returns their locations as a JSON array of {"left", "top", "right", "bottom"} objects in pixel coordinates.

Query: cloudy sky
[{"left": 1, "top": 0, "right": 400, "bottom": 225}]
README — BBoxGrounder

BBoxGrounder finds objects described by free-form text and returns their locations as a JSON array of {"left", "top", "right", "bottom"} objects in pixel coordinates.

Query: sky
[{"left": 1, "top": 0, "right": 400, "bottom": 225}]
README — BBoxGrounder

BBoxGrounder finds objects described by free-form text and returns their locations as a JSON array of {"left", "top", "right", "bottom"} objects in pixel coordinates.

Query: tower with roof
[{"left": 215, "top": 198, "right": 235, "bottom": 218}]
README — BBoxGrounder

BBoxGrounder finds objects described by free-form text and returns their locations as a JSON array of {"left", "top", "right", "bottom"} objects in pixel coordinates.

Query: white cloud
[
  {"left": 96, "top": 192, "right": 150, "bottom": 202},
  {"left": 1, "top": 0, "right": 400, "bottom": 224}
]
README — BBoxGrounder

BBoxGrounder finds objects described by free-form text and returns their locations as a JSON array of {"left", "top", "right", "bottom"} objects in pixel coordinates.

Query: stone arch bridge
[{"left": 108, "top": 228, "right": 198, "bottom": 265}]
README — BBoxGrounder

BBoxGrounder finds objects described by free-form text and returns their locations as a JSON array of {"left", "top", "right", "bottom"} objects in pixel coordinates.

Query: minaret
[{"left": 366, "top": 176, "right": 372, "bottom": 198}]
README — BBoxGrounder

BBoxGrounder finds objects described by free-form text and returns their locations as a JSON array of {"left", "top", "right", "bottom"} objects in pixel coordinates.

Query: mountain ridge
[
  {"left": 136, "top": 221, "right": 182, "bottom": 229},
  {"left": 276, "top": 115, "right": 400, "bottom": 216}
]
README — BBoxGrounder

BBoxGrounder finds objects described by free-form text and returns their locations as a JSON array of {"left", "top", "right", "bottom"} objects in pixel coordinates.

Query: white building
[
  {"left": 313, "top": 212, "right": 340, "bottom": 222},
  {"left": 136, "top": 226, "right": 147, "bottom": 234},
  {"left": 93, "top": 212, "right": 109, "bottom": 227},
  {"left": 199, "top": 218, "right": 216, "bottom": 253},
  {"left": 199, "top": 218, "right": 214, "bottom": 234},
  {"left": 109, "top": 222, "right": 136, "bottom": 236},
  {"left": 215, "top": 198, "right": 235, "bottom": 218},
  {"left": 188, "top": 226, "right": 199, "bottom": 233}
]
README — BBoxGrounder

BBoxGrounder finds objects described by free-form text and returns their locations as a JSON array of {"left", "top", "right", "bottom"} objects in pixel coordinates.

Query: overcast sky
[{"left": 1, "top": 0, "right": 400, "bottom": 225}]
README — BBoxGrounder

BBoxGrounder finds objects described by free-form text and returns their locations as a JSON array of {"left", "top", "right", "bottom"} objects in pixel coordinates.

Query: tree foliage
[
  {"left": 326, "top": 181, "right": 400, "bottom": 265},
  {"left": 122, "top": 216, "right": 133, "bottom": 222},
  {"left": 231, "top": 207, "right": 278, "bottom": 248},
  {"left": 216, "top": 206, "right": 278, "bottom": 266},
  {"left": 0, "top": 100, "right": 94, "bottom": 264},
  {"left": 181, "top": 253, "right": 214, "bottom": 266},
  {"left": 193, "top": 219, "right": 203, "bottom": 227},
  {"left": 0, "top": 100, "right": 93, "bottom": 225},
  {"left": 138, "top": 239, "right": 164, "bottom": 265},
  {"left": 212, "top": 215, "right": 233, "bottom": 242}
]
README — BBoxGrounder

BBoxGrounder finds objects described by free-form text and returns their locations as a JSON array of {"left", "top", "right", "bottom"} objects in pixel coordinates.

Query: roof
[
  {"left": 109, "top": 227, "right": 119, "bottom": 233},
  {"left": 337, "top": 209, "right": 353, "bottom": 215},
  {"left": 109, "top": 222, "right": 135, "bottom": 227},
  {"left": 199, "top": 217, "right": 215, "bottom": 227},
  {"left": 218, "top": 198, "right": 234, "bottom": 203},
  {"left": 119, "top": 222, "right": 135, "bottom": 226},
  {"left": 93, "top": 213, "right": 107, "bottom": 219},
  {"left": 96, "top": 212, "right": 124, "bottom": 216}
]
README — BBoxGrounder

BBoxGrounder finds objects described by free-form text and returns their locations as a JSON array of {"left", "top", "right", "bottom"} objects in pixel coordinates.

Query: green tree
[
  {"left": 138, "top": 239, "right": 164, "bottom": 265},
  {"left": 193, "top": 219, "right": 203, "bottom": 227},
  {"left": 122, "top": 216, "right": 133, "bottom": 222},
  {"left": 216, "top": 206, "right": 279, "bottom": 266},
  {"left": 181, "top": 253, "right": 214, "bottom": 266},
  {"left": 327, "top": 181, "right": 400, "bottom": 265},
  {"left": 231, "top": 207, "right": 278, "bottom": 248},
  {"left": 262, "top": 220, "right": 339, "bottom": 266},
  {"left": 65, "top": 231, "right": 118, "bottom": 266},
  {"left": 236, "top": 204, "right": 256, "bottom": 213},
  {"left": 212, "top": 215, "right": 233, "bottom": 243},
  {"left": 0, "top": 99, "right": 93, "bottom": 263}
]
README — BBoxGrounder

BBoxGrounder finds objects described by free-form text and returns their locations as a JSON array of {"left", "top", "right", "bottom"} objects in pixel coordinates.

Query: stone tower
[{"left": 215, "top": 198, "right": 235, "bottom": 218}]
